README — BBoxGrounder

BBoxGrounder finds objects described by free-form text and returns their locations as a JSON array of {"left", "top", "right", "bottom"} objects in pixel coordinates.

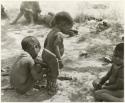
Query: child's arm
[
  {"left": 34, "top": 57, "right": 48, "bottom": 68},
  {"left": 44, "top": 38, "right": 48, "bottom": 48},
  {"left": 55, "top": 46, "right": 63, "bottom": 69},
  {"left": 102, "top": 78, "right": 123, "bottom": 90},
  {"left": 54, "top": 33, "right": 63, "bottom": 68},
  {"left": 28, "top": 59, "right": 43, "bottom": 80},
  {"left": 54, "top": 33, "right": 62, "bottom": 60},
  {"left": 55, "top": 45, "right": 61, "bottom": 60},
  {"left": 99, "top": 67, "right": 112, "bottom": 85},
  {"left": 102, "top": 68, "right": 124, "bottom": 90}
]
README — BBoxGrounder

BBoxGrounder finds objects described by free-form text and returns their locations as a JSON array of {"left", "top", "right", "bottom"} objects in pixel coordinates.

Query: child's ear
[{"left": 34, "top": 45, "right": 36, "bottom": 48}]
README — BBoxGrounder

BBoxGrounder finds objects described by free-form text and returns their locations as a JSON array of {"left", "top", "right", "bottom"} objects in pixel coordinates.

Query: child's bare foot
[{"left": 47, "top": 80, "right": 58, "bottom": 96}]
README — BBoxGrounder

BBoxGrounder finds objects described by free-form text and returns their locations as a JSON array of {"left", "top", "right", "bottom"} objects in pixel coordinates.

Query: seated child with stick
[{"left": 92, "top": 43, "right": 124, "bottom": 102}]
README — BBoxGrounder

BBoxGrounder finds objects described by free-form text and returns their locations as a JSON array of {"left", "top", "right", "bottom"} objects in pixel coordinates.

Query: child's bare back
[
  {"left": 10, "top": 36, "right": 44, "bottom": 94},
  {"left": 10, "top": 52, "right": 35, "bottom": 94}
]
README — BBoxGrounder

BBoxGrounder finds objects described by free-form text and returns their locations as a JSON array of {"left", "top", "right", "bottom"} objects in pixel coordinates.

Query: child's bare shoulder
[
  {"left": 18, "top": 54, "right": 34, "bottom": 66},
  {"left": 55, "top": 32, "right": 63, "bottom": 38},
  {"left": 53, "top": 32, "right": 63, "bottom": 45},
  {"left": 53, "top": 32, "right": 63, "bottom": 39},
  {"left": 55, "top": 32, "right": 63, "bottom": 35}
]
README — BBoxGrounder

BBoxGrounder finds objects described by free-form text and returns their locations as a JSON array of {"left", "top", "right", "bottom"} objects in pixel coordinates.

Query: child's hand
[
  {"left": 34, "top": 58, "right": 43, "bottom": 64},
  {"left": 58, "top": 60, "right": 63, "bottom": 69},
  {"left": 93, "top": 80, "right": 102, "bottom": 90},
  {"left": 97, "top": 83, "right": 102, "bottom": 89},
  {"left": 34, "top": 58, "right": 48, "bottom": 68},
  {"left": 102, "top": 85, "right": 108, "bottom": 89}
]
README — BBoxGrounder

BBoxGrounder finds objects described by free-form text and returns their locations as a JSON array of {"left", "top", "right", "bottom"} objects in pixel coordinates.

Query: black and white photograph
[{"left": 1, "top": 0, "right": 124, "bottom": 102}]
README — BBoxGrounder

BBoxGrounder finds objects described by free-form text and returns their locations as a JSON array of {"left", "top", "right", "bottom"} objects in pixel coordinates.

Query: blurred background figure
[
  {"left": 1, "top": 4, "right": 9, "bottom": 19},
  {"left": 10, "top": 1, "right": 41, "bottom": 25}
]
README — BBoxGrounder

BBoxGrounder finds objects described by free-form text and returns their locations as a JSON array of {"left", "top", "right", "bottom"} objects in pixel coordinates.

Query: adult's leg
[{"left": 95, "top": 89, "right": 124, "bottom": 102}]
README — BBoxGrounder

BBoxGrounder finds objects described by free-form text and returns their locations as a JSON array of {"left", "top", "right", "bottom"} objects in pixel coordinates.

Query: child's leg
[
  {"left": 42, "top": 49, "right": 59, "bottom": 79},
  {"left": 94, "top": 89, "right": 124, "bottom": 102},
  {"left": 33, "top": 13, "right": 39, "bottom": 24},
  {"left": 25, "top": 12, "right": 34, "bottom": 24},
  {"left": 29, "top": 13, "right": 34, "bottom": 24},
  {"left": 10, "top": 11, "right": 24, "bottom": 24},
  {"left": 24, "top": 12, "right": 31, "bottom": 23},
  {"left": 42, "top": 49, "right": 59, "bottom": 95}
]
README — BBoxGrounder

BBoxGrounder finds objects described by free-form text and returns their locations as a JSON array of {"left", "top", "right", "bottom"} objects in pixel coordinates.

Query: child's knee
[{"left": 95, "top": 90, "right": 103, "bottom": 96}]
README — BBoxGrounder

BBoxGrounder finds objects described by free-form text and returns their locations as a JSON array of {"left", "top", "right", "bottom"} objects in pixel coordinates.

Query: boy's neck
[{"left": 53, "top": 26, "right": 61, "bottom": 32}]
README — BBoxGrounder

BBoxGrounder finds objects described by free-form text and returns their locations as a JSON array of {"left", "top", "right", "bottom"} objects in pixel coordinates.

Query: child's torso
[
  {"left": 108, "top": 64, "right": 123, "bottom": 85},
  {"left": 44, "top": 29, "right": 64, "bottom": 56}
]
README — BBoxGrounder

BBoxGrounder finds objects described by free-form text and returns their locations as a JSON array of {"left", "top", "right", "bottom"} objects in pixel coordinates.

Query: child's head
[
  {"left": 21, "top": 36, "right": 41, "bottom": 59},
  {"left": 112, "top": 43, "right": 124, "bottom": 65},
  {"left": 53, "top": 11, "right": 73, "bottom": 34}
]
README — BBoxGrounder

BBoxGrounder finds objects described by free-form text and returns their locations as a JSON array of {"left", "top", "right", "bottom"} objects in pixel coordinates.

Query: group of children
[
  {"left": 10, "top": 11, "right": 73, "bottom": 96},
  {"left": 2, "top": 1, "right": 124, "bottom": 102}
]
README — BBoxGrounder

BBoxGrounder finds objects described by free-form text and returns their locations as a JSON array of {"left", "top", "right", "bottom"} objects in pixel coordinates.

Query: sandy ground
[
  {"left": 1, "top": 20, "right": 112, "bottom": 102},
  {"left": 1, "top": 1, "right": 124, "bottom": 102}
]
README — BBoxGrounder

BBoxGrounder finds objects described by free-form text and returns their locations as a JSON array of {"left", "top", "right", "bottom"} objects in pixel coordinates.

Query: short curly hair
[
  {"left": 52, "top": 11, "right": 73, "bottom": 26},
  {"left": 114, "top": 43, "right": 124, "bottom": 57},
  {"left": 21, "top": 36, "right": 41, "bottom": 51}
]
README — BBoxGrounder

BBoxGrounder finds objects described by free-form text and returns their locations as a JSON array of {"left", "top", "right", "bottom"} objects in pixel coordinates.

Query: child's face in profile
[
  {"left": 60, "top": 24, "right": 73, "bottom": 34},
  {"left": 112, "top": 51, "right": 123, "bottom": 65},
  {"left": 30, "top": 44, "right": 40, "bottom": 59}
]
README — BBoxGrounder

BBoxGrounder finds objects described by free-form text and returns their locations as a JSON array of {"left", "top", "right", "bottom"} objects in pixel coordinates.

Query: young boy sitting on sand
[
  {"left": 92, "top": 43, "right": 124, "bottom": 102},
  {"left": 42, "top": 11, "right": 74, "bottom": 95},
  {"left": 10, "top": 36, "right": 46, "bottom": 94},
  {"left": 10, "top": 1, "right": 41, "bottom": 25}
]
